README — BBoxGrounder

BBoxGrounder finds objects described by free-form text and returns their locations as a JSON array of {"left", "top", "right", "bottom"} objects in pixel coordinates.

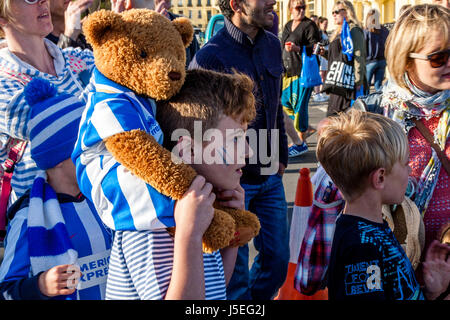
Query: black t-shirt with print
[{"left": 327, "top": 214, "right": 425, "bottom": 300}]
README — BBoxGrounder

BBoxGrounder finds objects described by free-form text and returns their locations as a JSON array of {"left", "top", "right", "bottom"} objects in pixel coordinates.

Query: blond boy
[{"left": 318, "top": 109, "right": 450, "bottom": 300}]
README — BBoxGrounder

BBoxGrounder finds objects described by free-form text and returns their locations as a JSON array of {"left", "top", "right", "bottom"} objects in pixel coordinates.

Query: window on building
[
  {"left": 187, "top": 0, "right": 192, "bottom": 6},
  {"left": 178, "top": 0, "right": 182, "bottom": 6},
  {"left": 198, "top": 10, "right": 202, "bottom": 18},
  {"left": 197, "top": 0, "right": 201, "bottom": 6},
  {"left": 307, "top": 0, "right": 314, "bottom": 17},
  {"left": 207, "top": 10, "right": 211, "bottom": 20},
  {"left": 188, "top": 10, "right": 192, "bottom": 18},
  {"left": 207, "top": 0, "right": 210, "bottom": 5}
]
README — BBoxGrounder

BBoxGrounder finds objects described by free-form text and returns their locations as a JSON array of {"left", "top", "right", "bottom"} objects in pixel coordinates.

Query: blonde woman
[
  {"left": 0, "top": 0, "right": 95, "bottom": 202},
  {"left": 380, "top": 4, "right": 449, "bottom": 259},
  {"left": 321, "top": 0, "right": 367, "bottom": 116},
  {"left": 364, "top": 9, "right": 389, "bottom": 91}
]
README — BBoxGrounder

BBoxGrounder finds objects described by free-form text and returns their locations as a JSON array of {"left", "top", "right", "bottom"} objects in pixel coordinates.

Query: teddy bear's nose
[{"left": 168, "top": 71, "right": 182, "bottom": 81}]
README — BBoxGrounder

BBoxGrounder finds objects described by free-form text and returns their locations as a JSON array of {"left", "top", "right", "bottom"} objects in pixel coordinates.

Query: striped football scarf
[{"left": 27, "top": 171, "right": 78, "bottom": 299}]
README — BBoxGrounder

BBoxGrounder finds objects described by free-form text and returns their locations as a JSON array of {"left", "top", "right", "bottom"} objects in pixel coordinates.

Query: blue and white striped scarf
[{"left": 27, "top": 171, "right": 78, "bottom": 299}]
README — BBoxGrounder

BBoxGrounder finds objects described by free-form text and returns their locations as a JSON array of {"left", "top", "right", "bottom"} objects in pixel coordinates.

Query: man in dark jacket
[{"left": 189, "top": 0, "right": 289, "bottom": 300}]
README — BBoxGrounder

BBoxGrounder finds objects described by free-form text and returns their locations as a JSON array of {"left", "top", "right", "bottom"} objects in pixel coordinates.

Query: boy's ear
[
  {"left": 370, "top": 168, "right": 386, "bottom": 190},
  {"left": 175, "top": 136, "right": 195, "bottom": 164}
]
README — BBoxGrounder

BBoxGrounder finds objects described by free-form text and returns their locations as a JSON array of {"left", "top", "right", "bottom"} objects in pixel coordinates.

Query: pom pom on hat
[
  {"left": 24, "top": 78, "right": 58, "bottom": 107},
  {"left": 27, "top": 78, "right": 86, "bottom": 170}
]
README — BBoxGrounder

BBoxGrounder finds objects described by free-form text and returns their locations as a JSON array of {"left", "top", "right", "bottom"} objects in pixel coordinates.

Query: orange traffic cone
[{"left": 275, "top": 167, "right": 328, "bottom": 300}]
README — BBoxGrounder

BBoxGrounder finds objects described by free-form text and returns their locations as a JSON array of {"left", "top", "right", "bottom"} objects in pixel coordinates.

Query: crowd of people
[{"left": 0, "top": 0, "right": 448, "bottom": 301}]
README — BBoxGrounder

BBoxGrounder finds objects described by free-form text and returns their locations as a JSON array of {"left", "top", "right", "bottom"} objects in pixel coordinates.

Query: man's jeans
[
  {"left": 366, "top": 59, "right": 387, "bottom": 92},
  {"left": 226, "top": 174, "right": 289, "bottom": 300}
]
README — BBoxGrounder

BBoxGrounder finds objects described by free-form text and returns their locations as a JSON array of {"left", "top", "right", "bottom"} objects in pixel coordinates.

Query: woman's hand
[
  {"left": 110, "top": 0, "right": 132, "bottom": 13},
  {"left": 64, "top": 0, "right": 93, "bottom": 40},
  {"left": 285, "top": 41, "right": 300, "bottom": 53}
]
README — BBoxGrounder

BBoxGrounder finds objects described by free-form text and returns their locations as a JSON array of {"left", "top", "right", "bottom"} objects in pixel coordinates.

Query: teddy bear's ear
[
  {"left": 82, "top": 9, "right": 122, "bottom": 48},
  {"left": 171, "top": 17, "right": 194, "bottom": 48}
]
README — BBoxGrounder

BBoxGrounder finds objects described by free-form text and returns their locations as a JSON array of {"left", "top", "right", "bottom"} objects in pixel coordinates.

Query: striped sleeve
[
  {"left": 86, "top": 97, "right": 149, "bottom": 144},
  {"left": 0, "top": 208, "right": 48, "bottom": 300},
  {"left": 0, "top": 78, "right": 29, "bottom": 140}
]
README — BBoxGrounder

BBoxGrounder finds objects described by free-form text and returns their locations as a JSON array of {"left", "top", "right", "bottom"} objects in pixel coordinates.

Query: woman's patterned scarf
[{"left": 380, "top": 74, "right": 450, "bottom": 216}]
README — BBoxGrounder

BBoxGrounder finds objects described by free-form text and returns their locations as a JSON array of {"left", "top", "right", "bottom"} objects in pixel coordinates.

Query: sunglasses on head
[
  {"left": 332, "top": 8, "right": 346, "bottom": 15},
  {"left": 409, "top": 49, "right": 450, "bottom": 68},
  {"left": 294, "top": 5, "right": 306, "bottom": 11}
]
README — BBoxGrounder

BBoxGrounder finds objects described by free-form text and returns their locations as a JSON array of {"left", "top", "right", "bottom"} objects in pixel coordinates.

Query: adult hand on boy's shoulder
[{"left": 422, "top": 240, "right": 450, "bottom": 300}]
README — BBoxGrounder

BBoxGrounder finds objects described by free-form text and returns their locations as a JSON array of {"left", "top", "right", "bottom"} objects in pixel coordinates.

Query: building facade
[
  {"left": 278, "top": 0, "right": 436, "bottom": 33},
  {"left": 170, "top": 0, "right": 437, "bottom": 35},
  {"left": 171, "top": 0, "right": 220, "bottom": 30}
]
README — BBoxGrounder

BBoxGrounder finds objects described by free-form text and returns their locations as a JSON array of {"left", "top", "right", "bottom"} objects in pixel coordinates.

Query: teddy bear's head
[{"left": 83, "top": 9, "right": 193, "bottom": 100}]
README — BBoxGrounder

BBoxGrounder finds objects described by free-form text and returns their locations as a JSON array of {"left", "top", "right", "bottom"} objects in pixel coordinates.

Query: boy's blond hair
[
  {"left": 385, "top": 4, "right": 450, "bottom": 90},
  {"left": 316, "top": 110, "right": 409, "bottom": 202},
  {"left": 156, "top": 68, "right": 256, "bottom": 150}
]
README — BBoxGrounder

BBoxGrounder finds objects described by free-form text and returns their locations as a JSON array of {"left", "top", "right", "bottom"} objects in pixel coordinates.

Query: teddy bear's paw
[
  {"left": 202, "top": 209, "right": 236, "bottom": 254},
  {"left": 214, "top": 206, "right": 261, "bottom": 239}
]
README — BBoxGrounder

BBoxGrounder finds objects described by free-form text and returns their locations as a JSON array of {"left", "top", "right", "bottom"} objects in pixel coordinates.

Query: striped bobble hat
[{"left": 25, "top": 78, "right": 85, "bottom": 170}]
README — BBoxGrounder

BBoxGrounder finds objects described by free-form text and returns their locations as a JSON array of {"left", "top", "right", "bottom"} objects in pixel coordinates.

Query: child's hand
[
  {"left": 215, "top": 185, "right": 245, "bottom": 210},
  {"left": 423, "top": 240, "right": 450, "bottom": 300},
  {"left": 174, "top": 175, "right": 215, "bottom": 239},
  {"left": 38, "top": 264, "right": 82, "bottom": 297}
]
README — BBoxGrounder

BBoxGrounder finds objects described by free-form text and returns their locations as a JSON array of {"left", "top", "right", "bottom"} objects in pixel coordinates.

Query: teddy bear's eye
[{"left": 140, "top": 50, "right": 147, "bottom": 59}]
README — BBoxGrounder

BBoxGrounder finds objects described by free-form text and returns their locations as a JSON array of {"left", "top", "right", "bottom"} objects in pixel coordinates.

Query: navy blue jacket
[
  {"left": 364, "top": 27, "right": 389, "bottom": 63},
  {"left": 189, "top": 18, "right": 288, "bottom": 184}
]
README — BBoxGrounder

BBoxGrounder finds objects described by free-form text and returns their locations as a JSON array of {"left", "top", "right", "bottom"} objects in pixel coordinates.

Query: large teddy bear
[{"left": 81, "top": 9, "right": 260, "bottom": 253}]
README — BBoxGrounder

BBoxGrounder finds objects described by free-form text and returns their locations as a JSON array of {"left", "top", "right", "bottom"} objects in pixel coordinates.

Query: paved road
[
  {"left": 248, "top": 96, "right": 328, "bottom": 264},
  {"left": 283, "top": 98, "right": 328, "bottom": 220}
]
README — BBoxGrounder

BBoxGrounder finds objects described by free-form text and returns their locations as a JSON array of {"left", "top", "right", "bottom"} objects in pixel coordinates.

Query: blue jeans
[
  {"left": 226, "top": 174, "right": 289, "bottom": 300},
  {"left": 366, "top": 59, "right": 386, "bottom": 92}
]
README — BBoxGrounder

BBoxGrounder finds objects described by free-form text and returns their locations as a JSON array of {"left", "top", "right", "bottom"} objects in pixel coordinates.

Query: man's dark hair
[{"left": 217, "top": 0, "right": 235, "bottom": 20}]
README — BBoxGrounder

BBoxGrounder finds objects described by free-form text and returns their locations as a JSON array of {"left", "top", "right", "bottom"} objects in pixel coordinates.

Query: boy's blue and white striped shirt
[
  {"left": 106, "top": 230, "right": 227, "bottom": 300},
  {"left": 0, "top": 40, "right": 95, "bottom": 199},
  {"left": 0, "top": 191, "right": 113, "bottom": 300},
  {"left": 72, "top": 68, "right": 175, "bottom": 232}
]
